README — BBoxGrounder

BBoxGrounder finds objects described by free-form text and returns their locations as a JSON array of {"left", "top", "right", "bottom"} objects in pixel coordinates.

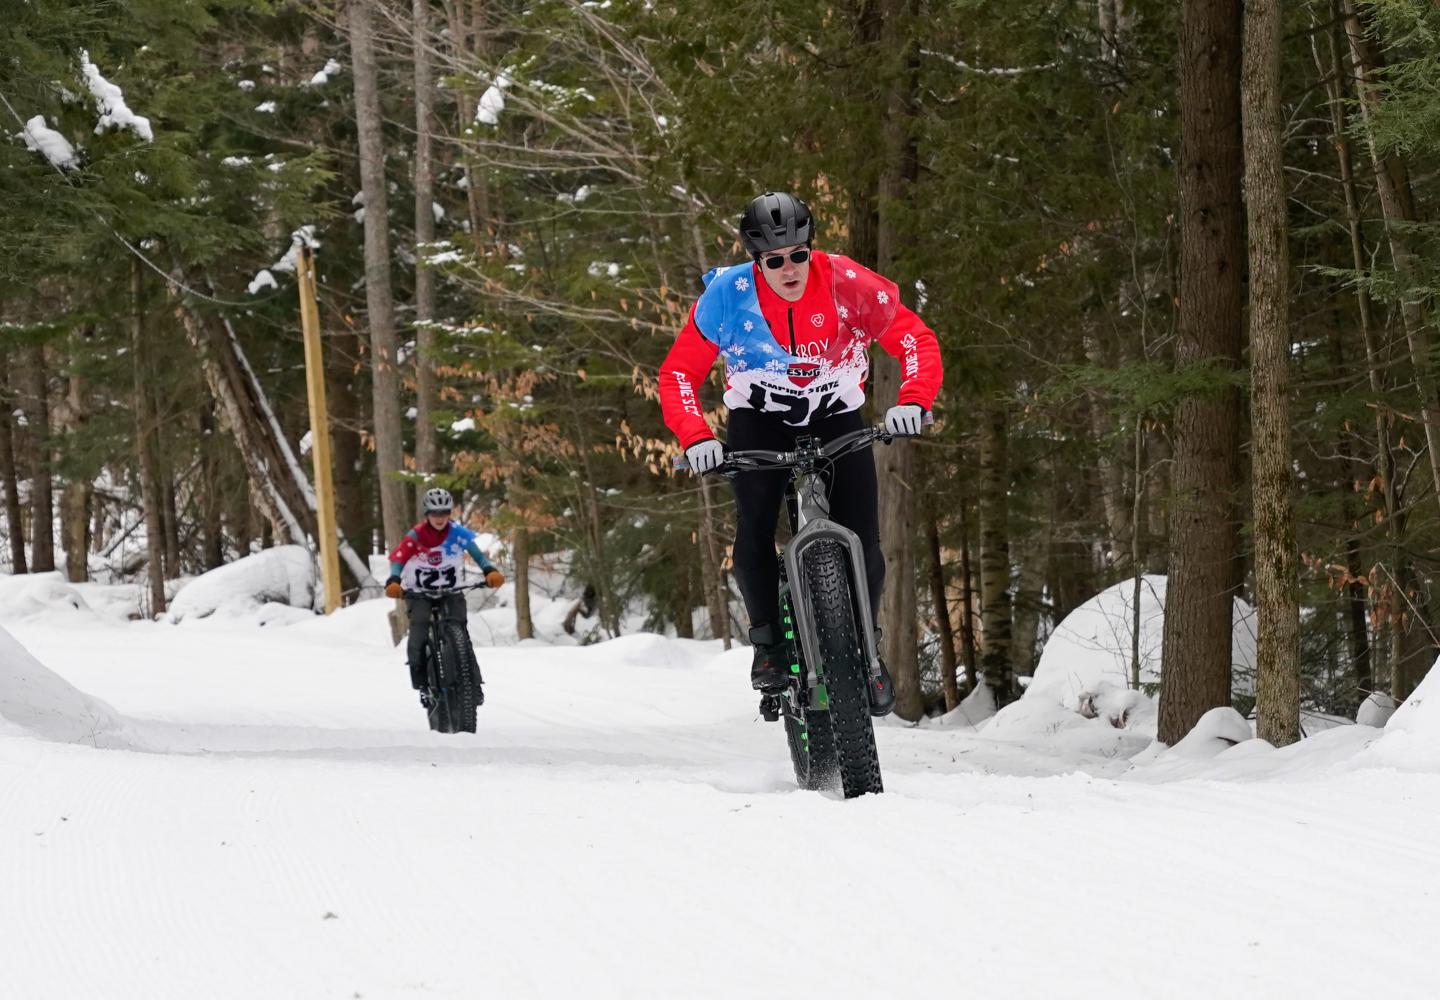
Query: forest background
[{"left": 3, "top": 0, "right": 1439, "bottom": 746}]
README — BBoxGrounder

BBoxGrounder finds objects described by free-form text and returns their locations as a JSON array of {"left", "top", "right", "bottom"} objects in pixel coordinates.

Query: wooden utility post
[{"left": 296, "top": 243, "right": 343, "bottom": 614}]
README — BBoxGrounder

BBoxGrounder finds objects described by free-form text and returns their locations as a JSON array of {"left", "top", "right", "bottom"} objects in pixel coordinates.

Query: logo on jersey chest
[
  {"left": 788, "top": 338, "right": 829, "bottom": 386},
  {"left": 786, "top": 360, "right": 821, "bottom": 387}
]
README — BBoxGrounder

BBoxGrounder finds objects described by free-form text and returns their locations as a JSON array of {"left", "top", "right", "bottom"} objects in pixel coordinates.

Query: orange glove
[
  {"left": 484, "top": 569, "right": 505, "bottom": 589},
  {"left": 385, "top": 576, "right": 404, "bottom": 599}
]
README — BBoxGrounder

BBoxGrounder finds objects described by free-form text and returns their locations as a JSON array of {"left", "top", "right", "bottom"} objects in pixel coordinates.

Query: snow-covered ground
[{"left": 2, "top": 569, "right": 1439, "bottom": 999}]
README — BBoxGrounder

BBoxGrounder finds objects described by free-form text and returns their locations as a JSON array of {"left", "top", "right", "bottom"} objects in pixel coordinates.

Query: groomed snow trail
[{"left": 2, "top": 606, "right": 1437, "bottom": 999}]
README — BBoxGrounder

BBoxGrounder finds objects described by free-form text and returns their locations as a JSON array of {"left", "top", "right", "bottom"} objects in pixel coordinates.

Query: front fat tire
[
  {"left": 802, "top": 540, "right": 883, "bottom": 797},
  {"left": 438, "top": 620, "right": 480, "bottom": 734}
]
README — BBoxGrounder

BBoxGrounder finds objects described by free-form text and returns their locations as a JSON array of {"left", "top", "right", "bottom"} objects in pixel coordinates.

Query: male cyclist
[
  {"left": 657, "top": 192, "right": 942, "bottom": 716},
  {"left": 385, "top": 488, "right": 504, "bottom": 695}
]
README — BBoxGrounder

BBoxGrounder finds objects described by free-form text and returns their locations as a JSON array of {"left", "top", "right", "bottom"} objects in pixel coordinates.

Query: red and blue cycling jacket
[{"left": 657, "top": 250, "right": 943, "bottom": 448}]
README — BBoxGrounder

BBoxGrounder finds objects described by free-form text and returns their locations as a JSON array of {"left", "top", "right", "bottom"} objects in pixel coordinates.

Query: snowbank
[
  {"left": 1363, "top": 657, "right": 1440, "bottom": 771},
  {"left": 167, "top": 546, "right": 317, "bottom": 623},
  {"left": 0, "top": 572, "right": 96, "bottom": 623},
  {"left": 1027, "top": 575, "right": 1255, "bottom": 710},
  {"left": 0, "top": 625, "right": 127, "bottom": 744}
]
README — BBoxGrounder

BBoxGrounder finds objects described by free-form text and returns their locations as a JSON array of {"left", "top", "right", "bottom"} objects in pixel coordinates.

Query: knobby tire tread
[
  {"left": 439, "top": 620, "right": 480, "bottom": 733},
  {"left": 802, "top": 540, "right": 883, "bottom": 797}
]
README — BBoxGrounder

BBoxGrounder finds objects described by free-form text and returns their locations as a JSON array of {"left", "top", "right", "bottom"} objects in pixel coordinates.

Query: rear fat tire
[
  {"left": 785, "top": 691, "right": 837, "bottom": 790},
  {"left": 801, "top": 540, "right": 883, "bottom": 797}
]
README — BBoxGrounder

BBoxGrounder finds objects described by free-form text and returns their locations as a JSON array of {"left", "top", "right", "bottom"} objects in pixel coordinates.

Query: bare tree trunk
[
  {"left": 413, "top": 0, "right": 440, "bottom": 491},
  {"left": 325, "top": 320, "right": 367, "bottom": 548},
  {"left": 1012, "top": 534, "right": 1047, "bottom": 678},
  {"left": 132, "top": 263, "right": 166, "bottom": 614},
  {"left": 1341, "top": 0, "right": 1440, "bottom": 510},
  {"left": 58, "top": 367, "right": 91, "bottom": 583},
  {"left": 1083, "top": 334, "right": 1132, "bottom": 571},
  {"left": 1244, "top": 0, "right": 1299, "bottom": 747},
  {"left": 698, "top": 473, "right": 732, "bottom": 647},
  {"left": 927, "top": 507, "right": 960, "bottom": 710},
  {"left": 1159, "top": 0, "right": 1245, "bottom": 745},
  {"left": 199, "top": 402, "right": 225, "bottom": 570},
  {"left": 513, "top": 525, "right": 534, "bottom": 640},
  {"left": 872, "top": 0, "right": 925, "bottom": 721},
  {"left": 978, "top": 405, "right": 1015, "bottom": 702},
  {"left": 958, "top": 497, "right": 978, "bottom": 693},
  {"left": 22, "top": 344, "right": 55, "bottom": 573},
  {"left": 0, "top": 350, "right": 28, "bottom": 574},
  {"left": 1318, "top": 0, "right": 1392, "bottom": 709},
  {"left": 160, "top": 453, "right": 181, "bottom": 578},
  {"left": 350, "top": 0, "right": 409, "bottom": 549},
  {"left": 684, "top": 218, "right": 733, "bottom": 649}
]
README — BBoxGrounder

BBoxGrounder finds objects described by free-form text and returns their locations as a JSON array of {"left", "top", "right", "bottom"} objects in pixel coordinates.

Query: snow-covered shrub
[
  {"left": 1356, "top": 691, "right": 1397, "bottom": 728},
  {"left": 167, "top": 546, "right": 316, "bottom": 623},
  {"left": 0, "top": 573, "right": 94, "bottom": 623},
  {"left": 1026, "top": 575, "right": 1256, "bottom": 712}
]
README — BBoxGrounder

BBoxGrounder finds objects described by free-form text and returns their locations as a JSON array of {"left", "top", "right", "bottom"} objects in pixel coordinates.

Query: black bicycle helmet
[{"left": 739, "top": 192, "right": 814, "bottom": 256}]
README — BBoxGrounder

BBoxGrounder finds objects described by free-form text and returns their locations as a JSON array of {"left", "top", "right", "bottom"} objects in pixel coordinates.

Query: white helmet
[{"left": 423, "top": 487, "right": 454, "bottom": 513}]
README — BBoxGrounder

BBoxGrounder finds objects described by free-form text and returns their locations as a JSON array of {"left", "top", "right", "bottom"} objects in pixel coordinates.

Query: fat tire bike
[
  {"left": 404, "top": 582, "right": 489, "bottom": 734},
  {"left": 681, "top": 424, "right": 907, "bottom": 798}
]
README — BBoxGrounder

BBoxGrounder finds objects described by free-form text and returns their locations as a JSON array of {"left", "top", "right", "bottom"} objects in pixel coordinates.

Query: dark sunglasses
[{"left": 759, "top": 248, "right": 811, "bottom": 270}]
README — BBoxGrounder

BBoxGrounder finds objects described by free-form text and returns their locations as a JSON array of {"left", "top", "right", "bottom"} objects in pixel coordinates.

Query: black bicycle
[
  {"left": 680, "top": 424, "right": 902, "bottom": 798},
  {"left": 405, "top": 582, "right": 489, "bottom": 734}
]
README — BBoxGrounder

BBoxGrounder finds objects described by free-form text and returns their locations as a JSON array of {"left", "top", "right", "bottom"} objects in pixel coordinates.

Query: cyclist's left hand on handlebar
[
  {"left": 484, "top": 568, "right": 505, "bottom": 589},
  {"left": 385, "top": 575, "right": 404, "bottom": 599},
  {"left": 685, "top": 438, "right": 725, "bottom": 474},
  {"left": 884, "top": 404, "right": 927, "bottom": 437}
]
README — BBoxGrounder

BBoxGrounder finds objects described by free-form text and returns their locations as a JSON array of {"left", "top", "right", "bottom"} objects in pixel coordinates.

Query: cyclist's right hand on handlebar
[
  {"left": 884, "top": 404, "right": 926, "bottom": 438},
  {"left": 484, "top": 569, "right": 505, "bottom": 589},
  {"left": 685, "top": 438, "right": 725, "bottom": 474},
  {"left": 385, "top": 575, "right": 404, "bottom": 599}
]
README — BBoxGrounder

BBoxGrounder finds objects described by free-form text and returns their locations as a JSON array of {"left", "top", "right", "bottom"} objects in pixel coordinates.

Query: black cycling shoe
[
  {"left": 868, "top": 657, "right": 896, "bottom": 718},
  {"left": 748, "top": 624, "right": 792, "bottom": 692},
  {"left": 866, "top": 626, "right": 895, "bottom": 717}
]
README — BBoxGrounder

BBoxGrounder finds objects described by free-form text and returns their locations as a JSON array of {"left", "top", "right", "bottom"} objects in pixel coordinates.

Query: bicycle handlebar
[
  {"left": 403, "top": 581, "right": 495, "bottom": 599},
  {"left": 673, "top": 415, "right": 933, "bottom": 475}
]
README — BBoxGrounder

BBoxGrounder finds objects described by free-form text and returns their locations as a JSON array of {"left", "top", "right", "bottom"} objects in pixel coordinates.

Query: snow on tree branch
[
  {"left": 80, "top": 50, "right": 153, "bottom": 141},
  {"left": 920, "top": 49, "right": 1057, "bottom": 77},
  {"left": 19, "top": 116, "right": 78, "bottom": 169},
  {"left": 476, "top": 75, "right": 511, "bottom": 126}
]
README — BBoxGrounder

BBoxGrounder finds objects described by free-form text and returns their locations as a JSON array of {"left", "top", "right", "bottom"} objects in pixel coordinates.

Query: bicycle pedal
[{"left": 759, "top": 694, "right": 781, "bottom": 722}]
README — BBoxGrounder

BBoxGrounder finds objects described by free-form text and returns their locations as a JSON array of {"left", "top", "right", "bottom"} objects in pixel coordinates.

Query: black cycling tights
[{"left": 726, "top": 407, "right": 885, "bottom": 632}]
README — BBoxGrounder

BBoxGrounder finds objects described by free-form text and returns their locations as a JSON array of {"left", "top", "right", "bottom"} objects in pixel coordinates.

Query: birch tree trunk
[
  {"left": 1244, "top": 0, "right": 1299, "bottom": 747},
  {"left": 1159, "top": 0, "right": 1245, "bottom": 745},
  {"left": 413, "top": 0, "right": 440, "bottom": 491},
  {"left": 350, "top": 0, "right": 408, "bottom": 548}
]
